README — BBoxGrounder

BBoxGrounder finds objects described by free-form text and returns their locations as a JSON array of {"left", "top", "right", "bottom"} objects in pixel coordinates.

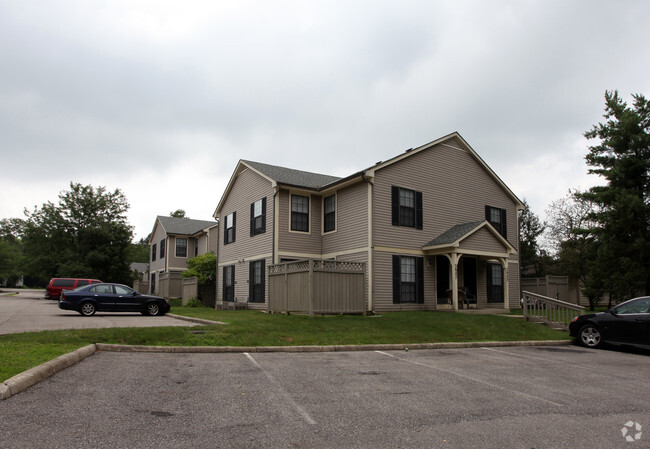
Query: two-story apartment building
[
  {"left": 214, "top": 132, "right": 523, "bottom": 312},
  {"left": 149, "top": 216, "right": 218, "bottom": 295}
]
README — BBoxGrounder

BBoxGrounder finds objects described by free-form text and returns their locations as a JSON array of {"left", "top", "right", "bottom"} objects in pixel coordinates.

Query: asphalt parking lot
[
  {"left": 1, "top": 345, "right": 648, "bottom": 448},
  {"left": 0, "top": 289, "right": 200, "bottom": 334}
]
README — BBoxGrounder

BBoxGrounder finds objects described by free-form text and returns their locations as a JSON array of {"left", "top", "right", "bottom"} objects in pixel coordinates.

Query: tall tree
[
  {"left": 22, "top": 182, "right": 134, "bottom": 285},
  {"left": 518, "top": 199, "right": 546, "bottom": 277},
  {"left": 0, "top": 219, "right": 25, "bottom": 286},
  {"left": 544, "top": 191, "right": 602, "bottom": 309},
  {"left": 579, "top": 90, "right": 650, "bottom": 301},
  {"left": 169, "top": 209, "right": 186, "bottom": 218}
]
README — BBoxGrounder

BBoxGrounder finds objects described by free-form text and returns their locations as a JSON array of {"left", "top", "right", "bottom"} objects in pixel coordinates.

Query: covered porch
[{"left": 422, "top": 221, "right": 517, "bottom": 311}]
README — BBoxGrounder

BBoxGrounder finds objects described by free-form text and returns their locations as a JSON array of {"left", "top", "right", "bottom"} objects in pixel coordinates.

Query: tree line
[
  {"left": 0, "top": 183, "right": 148, "bottom": 287},
  {"left": 519, "top": 91, "right": 650, "bottom": 310}
]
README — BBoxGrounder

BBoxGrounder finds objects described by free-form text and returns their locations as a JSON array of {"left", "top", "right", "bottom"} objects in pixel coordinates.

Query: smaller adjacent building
[{"left": 148, "top": 216, "right": 218, "bottom": 296}]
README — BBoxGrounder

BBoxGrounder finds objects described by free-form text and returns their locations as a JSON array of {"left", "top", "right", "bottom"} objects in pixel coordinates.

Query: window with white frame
[
  {"left": 291, "top": 194, "right": 309, "bottom": 232},
  {"left": 175, "top": 238, "right": 187, "bottom": 257},
  {"left": 324, "top": 194, "right": 336, "bottom": 233}
]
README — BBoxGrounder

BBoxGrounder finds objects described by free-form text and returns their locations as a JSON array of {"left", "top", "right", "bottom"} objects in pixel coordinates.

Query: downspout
[{"left": 362, "top": 172, "right": 374, "bottom": 313}]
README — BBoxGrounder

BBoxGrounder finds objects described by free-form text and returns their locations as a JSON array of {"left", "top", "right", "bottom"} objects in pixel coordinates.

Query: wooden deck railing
[{"left": 522, "top": 290, "right": 584, "bottom": 330}]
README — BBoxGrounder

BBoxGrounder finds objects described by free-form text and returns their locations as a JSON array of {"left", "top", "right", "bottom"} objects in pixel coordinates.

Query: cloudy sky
[{"left": 1, "top": 0, "right": 649, "bottom": 241}]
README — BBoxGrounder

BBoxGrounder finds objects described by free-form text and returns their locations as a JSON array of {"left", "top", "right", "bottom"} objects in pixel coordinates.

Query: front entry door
[
  {"left": 462, "top": 257, "right": 477, "bottom": 305},
  {"left": 487, "top": 262, "right": 504, "bottom": 303}
]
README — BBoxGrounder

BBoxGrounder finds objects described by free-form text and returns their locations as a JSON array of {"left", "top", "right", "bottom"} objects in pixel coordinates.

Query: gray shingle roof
[
  {"left": 423, "top": 221, "right": 485, "bottom": 248},
  {"left": 157, "top": 216, "right": 217, "bottom": 236},
  {"left": 242, "top": 160, "right": 341, "bottom": 189}
]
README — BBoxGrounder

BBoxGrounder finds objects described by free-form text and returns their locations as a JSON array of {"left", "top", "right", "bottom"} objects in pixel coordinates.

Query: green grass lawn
[{"left": 0, "top": 308, "right": 569, "bottom": 382}]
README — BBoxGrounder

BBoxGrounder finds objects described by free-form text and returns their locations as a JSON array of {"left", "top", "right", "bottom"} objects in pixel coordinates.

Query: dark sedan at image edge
[
  {"left": 59, "top": 283, "right": 170, "bottom": 317},
  {"left": 569, "top": 296, "right": 650, "bottom": 349}
]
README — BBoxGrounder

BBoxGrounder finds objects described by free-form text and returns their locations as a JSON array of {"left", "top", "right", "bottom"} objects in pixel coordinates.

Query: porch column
[
  {"left": 451, "top": 253, "right": 460, "bottom": 311},
  {"left": 501, "top": 258, "right": 509, "bottom": 309}
]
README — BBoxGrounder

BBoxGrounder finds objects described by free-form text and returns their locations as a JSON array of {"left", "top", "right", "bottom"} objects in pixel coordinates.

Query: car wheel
[
  {"left": 579, "top": 324, "right": 602, "bottom": 348},
  {"left": 80, "top": 302, "right": 96, "bottom": 317},
  {"left": 146, "top": 302, "right": 161, "bottom": 316}
]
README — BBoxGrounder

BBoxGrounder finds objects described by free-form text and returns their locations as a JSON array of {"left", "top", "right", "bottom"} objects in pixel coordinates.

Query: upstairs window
[
  {"left": 391, "top": 186, "right": 423, "bottom": 229},
  {"left": 291, "top": 194, "right": 309, "bottom": 232},
  {"left": 176, "top": 238, "right": 187, "bottom": 257},
  {"left": 250, "top": 198, "right": 266, "bottom": 237},
  {"left": 152, "top": 243, "right": 157, "bottom": 261},
  {"left": 486, "top": 206, "right": 507, "bottom": 239},
  {"left": 324, "top": 194, "right": 336, "bottom": 233},
  {"left": 224, "top": 212, "right": 236, "bottom": 245}
]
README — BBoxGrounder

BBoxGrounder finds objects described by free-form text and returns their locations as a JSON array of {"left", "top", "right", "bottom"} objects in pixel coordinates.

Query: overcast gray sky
[{"left": 1, "top": 0, "right": 649, "bottom": 241}]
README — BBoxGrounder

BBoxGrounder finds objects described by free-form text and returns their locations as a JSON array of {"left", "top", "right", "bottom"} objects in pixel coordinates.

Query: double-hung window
[
  {"left": 250, "top": 198, "right": 266, "bottom": 236},
  {"left": 175, "top": 238, "right": 187, "bottom": 257},
  {"left": 391, "top": 186, "right": 423, "bottom": 229},
  {"left": 324, "top": 194, "right": 336, "bottom": 233},
  {"left": 485, "top": 206, "right": 507, "bottom": 239},
  {"left": 223, "top": 265, "right": 235, "bottom": 301},
  {"left": 392, "top": 255, "right": 424, "bottom": 304},
  {"left": 224, "top": 212, "right": 236, "bottom": 244},
  {"left": 291, "top": 194, "right": 309, "bottom": 232},
  {"left": 249, "top": 259, "right": 265, "bottom": 303}
]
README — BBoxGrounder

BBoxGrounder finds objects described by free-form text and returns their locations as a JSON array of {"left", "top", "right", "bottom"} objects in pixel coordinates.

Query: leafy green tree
[
  {"left": 544, "top": 191, "right": 602, "bottom": 310},
  {"left": 578, "top": 90, "right": 650, "bottom": 302},
  {"left": 169, "top": 209, "right": 186, "bottom": 218},
  {"left": 518, "top": 199, "right": 546, "bottom": 277},
  {"left": 22, "top": 182, "right": 134, "bottom": 285},
  {"left": 0, "top": 219, "right": 26, "bottom": 286},
  {"left": 182, "top": 252, "right": 216, "bottom": 284}
]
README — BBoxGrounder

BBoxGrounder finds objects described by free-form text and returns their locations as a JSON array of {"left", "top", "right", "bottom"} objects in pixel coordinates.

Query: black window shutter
[
  {"left": 261, "top": 197, "right": 266, "bottom": 233},
  {"left": 391, "top": 186, "right": 399, "bottom": 226},
  {"left": 260, "top": 259, "right": 266, "bottom": 301},
  {"left": 232, "top": 211, "right": 236, "bottom": 242},
  {"left": 484, "top": 205, "right": 490, "bottom": 222},
  {"left": 416, "top": 191, "right": 423, "bottom": 230},
  {"left": 501, "top": 208, "right": 507, "bottom": 239},
  {"left": 250, "top": 203, "right": 255, "bottom": 237},
  {"left": 392, "top": 255, "right": 401, "bottom": 304},
  {"left": 223, "top": 219, "right": 228, "bottom": 245},
  {"left": 416, "top": 257, "right": 424, "bottom": 303},
  {"left": 249, "top": 261, "right": 254, "bottom": 299},
  {"left": 222, "top": 266, "right": 227, "bottom": 300}
]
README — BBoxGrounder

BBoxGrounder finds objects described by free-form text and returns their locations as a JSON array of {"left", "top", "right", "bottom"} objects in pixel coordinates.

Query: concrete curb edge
[
  {"left": 166, "top": 313, "right": 227, "bottom": 326},
  {"left": 1, "top": 344, "right": 96, "bottom": 401},
  {"left": 94, "top": 339, "right": 573, "bottom": 354}
]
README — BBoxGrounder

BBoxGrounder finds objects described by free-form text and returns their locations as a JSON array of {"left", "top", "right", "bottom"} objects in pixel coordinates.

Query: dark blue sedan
[
  {"left": 569, "top": 296, "right": 650, "bottom": 349},
  {"left": 59, "top": 283, "right": 170, "bottom": 317}
]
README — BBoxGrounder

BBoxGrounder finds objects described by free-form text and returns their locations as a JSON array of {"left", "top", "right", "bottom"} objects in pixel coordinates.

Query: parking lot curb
[
  {"left": 1, "top": 344, "right": 97, "bottom": 401},
  {"left": 94, "top": 339, "right": 572, "bottom": 354}
]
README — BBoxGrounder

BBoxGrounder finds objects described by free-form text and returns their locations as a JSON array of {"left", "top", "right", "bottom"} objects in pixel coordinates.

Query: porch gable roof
[{"left": 422, "top": 220, "right": 516, "bottom": 254}]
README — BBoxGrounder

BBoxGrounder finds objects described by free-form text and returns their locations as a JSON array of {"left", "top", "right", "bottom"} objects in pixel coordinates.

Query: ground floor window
[
  {"left": 223, "top": 265, "right": 235, "bottom": 301},
  {"left": 487, "top": 262, "right": 504, "bottom": 303},
  {"left": 249, "top": 259, "right": 265, "bottom": 303},
  {"left": 392, "top": 255, "right": 424, "bottom": 304}
]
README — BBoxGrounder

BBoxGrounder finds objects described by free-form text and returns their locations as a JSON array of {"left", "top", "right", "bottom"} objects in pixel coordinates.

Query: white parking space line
[
  {"left": 243, "top": 352, "right": 317, "bottom": 425},
  {"left": 480, "top": 347, "right": 648, "bottom": 380},
  {"left": 375, "top": 350, "right": 563, "bottom": 407}
]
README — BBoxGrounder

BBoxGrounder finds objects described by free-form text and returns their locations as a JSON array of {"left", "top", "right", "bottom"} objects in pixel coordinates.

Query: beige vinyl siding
[
  {"left": 277, "top": 189, "right": 322, "bottom": 256},
  {"left": 459, "top": 227, "right": 508, "bottom": 253},
  {"left": 217, "top": 167, "right": 274, "bottom": 305},
  {"left": 149, "top": 223, "right": 166, "bottom": 274},
  {"left": 373, "top": 141, "right": 519, "bottom": 253},
  {"left": 322, "top": 182, "right": 369, "bottom": 255}
]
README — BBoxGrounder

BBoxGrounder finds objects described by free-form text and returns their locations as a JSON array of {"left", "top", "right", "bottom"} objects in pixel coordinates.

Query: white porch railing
[{"left": 522, "top": 290, "right": 585, "bottom": 331}]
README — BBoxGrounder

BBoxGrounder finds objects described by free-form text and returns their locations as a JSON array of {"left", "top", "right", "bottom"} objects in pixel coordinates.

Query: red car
[{"left": 45, "top": 278, "right": 102, "bottom": 299}]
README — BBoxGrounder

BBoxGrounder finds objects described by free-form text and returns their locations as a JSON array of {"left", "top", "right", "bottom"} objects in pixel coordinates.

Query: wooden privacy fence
[
  {"left": 182, "top": 277, "right": 216, "bottom": 307},
  {"left": 159, "top": 272, "right": 182, "bottom": 299},
  {"left": 522, "top": 290, "right": 584, "bottom": 331},
  {"left": 268, "top": 259, "right": 366, "bottom": 316}
]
